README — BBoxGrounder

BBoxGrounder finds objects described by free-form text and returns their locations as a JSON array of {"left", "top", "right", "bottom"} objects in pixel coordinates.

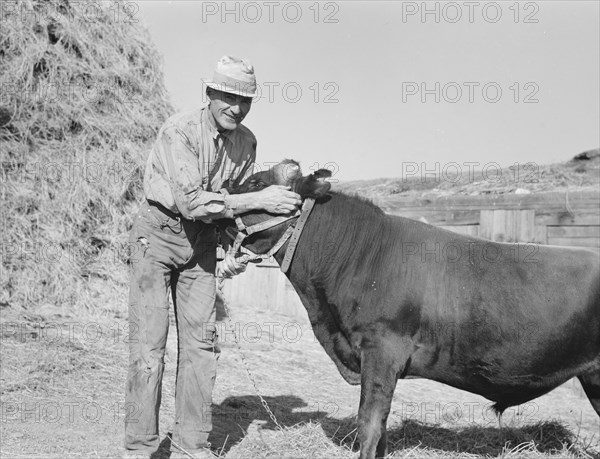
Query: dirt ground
[{"left": 1, "top": 293, "right": 599, "bottom": 459}]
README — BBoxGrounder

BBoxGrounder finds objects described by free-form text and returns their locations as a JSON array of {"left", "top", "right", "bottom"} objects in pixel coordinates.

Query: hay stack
[{"left": 1, "top": 0, "right": 173, "bottom": 313}]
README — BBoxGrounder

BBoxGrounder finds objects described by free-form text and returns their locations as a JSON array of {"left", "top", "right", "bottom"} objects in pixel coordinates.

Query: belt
[{"left": 147, "top": 200, "right": 191, "bottom": 222}]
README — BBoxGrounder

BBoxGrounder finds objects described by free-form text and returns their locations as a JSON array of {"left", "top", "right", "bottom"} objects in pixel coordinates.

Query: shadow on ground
[
  {"left": 149, "top": 394, "right": 592, "bottom": 458},
  {"left": 386, "top": 420, "right": 583, "bottom": 456},
  {"left": 210, "top": 394, "right": 333, "bottom": 453},
  {"left": 150, "top": 395, "right": 331, "bottom": 458},
  {"left": 330, "top": 417, "right": 595, "bottom": 458}
]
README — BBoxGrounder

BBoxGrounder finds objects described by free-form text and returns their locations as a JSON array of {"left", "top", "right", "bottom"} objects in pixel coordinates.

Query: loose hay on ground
[{"left": 1, "top": 300, "right": 599, "bottom": 458}]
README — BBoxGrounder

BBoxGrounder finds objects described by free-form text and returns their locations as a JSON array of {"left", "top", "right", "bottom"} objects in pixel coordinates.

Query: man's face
[{"left": 207, "top": 89, "right": 252, "bottom": 131}]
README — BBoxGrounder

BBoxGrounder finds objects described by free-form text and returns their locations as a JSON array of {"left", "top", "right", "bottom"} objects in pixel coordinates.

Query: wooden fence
[
  {"left": 374, "top": 190, "right": 600, "bottom": 247},
  {"left": 224, "top": 190, "right": 600, "bottom": 317}
]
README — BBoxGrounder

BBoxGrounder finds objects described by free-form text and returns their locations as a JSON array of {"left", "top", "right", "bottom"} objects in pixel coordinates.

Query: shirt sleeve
[
  {"left": 158, "top": 125, "right": 235, "bottom": 222},
  {"left": 221, "top": 143, "right": 257, "bottom": 216}
]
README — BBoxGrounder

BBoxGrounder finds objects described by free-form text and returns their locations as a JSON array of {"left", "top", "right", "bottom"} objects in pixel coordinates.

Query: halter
[{"left": 226, "top": 198, "right": 316, "bottom": 273}]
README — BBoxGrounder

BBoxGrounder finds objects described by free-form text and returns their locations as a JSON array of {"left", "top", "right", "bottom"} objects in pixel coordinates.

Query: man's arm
[
  {"left": 156, "top": 126, "right": 301, "bottom": 220},
  {"left": 153, "top": 125, "right": 237, "bottom": 221},
  {"left": 224, "top": 185, "right": 302, "bottom": 216}
]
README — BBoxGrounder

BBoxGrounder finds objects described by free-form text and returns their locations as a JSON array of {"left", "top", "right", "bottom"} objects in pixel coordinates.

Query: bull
[{"left": 219, "top": 160, "right": 600, "bottom": 459}]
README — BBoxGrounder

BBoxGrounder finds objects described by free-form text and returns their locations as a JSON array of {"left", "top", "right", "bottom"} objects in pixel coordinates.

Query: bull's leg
[
  {"left": 357, "top": 341, "right": 402, "bottom": 459},
  {"left": 578, "top": 372, "right": 600, "bottom": 416}
]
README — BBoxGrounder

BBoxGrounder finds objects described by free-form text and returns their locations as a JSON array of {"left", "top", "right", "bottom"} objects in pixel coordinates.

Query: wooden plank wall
[
  {"left": 222, "top": 260, "right": 305, "bottom": 318},
  {"left": 375, "top": 190, "right": 600, "bottom": 247},
  {"left": 224, "top": 190, "right": 600, "bottom": 316}
]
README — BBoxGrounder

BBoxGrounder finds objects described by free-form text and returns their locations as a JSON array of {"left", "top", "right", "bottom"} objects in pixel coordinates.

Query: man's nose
[{"left": 230, "top": 104, "right": 241, "bottom": 115}]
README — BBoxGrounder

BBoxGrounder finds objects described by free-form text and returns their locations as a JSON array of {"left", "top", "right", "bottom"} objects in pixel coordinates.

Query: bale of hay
[{"left": 0, "top": 0, "right": 173, "bottom": 314}]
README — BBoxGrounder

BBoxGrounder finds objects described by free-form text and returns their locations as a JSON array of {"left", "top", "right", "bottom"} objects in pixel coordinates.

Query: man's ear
[{"left": 296, "top": 169, "right": 332, "bottom": 199}]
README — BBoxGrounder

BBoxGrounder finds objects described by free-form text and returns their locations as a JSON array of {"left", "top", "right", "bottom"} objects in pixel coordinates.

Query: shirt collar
[{"left": 203, "top": 105, "right": 237, "bottom": 145}]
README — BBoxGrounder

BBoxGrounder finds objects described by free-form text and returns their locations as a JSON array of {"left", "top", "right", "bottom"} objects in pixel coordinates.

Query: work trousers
[{"left": 124, "top": 200, "right": 219, "bottom": 454}]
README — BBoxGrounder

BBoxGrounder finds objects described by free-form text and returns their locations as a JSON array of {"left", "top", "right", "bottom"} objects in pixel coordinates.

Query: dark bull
[{"left": 218, "top": 160, "right": 600, "bottom": 459}]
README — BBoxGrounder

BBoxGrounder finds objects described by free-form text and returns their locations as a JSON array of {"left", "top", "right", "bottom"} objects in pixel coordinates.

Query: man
[{"left": 124, "top": 56, "right": 301, "bottom": 459}]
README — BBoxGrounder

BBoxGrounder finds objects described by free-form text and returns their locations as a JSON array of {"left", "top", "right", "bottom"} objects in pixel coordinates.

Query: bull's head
[{"left": 219, "top": 160, "right": 332, "bottom": 257}]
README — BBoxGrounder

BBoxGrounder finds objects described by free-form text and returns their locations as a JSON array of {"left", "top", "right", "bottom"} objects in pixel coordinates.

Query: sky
[{"left": 136, "top": 1, "right": 600, "bottom": 181}]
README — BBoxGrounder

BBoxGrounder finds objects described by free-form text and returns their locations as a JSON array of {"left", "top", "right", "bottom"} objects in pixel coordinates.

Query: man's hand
[
  {"left": 216, "top": 253, "right": 251, "bottom": 279},
  {"left": 253, "top": 185, "right": 302, "bottom": 214}
]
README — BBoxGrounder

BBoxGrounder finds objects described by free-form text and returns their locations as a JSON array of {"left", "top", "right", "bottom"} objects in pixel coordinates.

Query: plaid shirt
[{"left": 143, "top": 105, "right": 257, "bottom": 222}]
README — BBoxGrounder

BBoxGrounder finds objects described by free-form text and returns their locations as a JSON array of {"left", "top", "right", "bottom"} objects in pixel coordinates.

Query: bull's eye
[
  {"left": 241, "top": 178, "right": 269, "bottom": 193},
  {"left": 249, "top": 180, "right": 267, "bottom": 189}
]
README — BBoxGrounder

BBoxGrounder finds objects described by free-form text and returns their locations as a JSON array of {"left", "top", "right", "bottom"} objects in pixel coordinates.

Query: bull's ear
[
  {"left": 313, "top": 169, "right": 332, "bottom": 180},
  {"left": 297, "top": 169, "right": 332, "bottom": 199}
]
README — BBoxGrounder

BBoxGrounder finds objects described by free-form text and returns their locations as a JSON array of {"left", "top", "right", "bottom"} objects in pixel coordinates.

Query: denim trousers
[{"left": 124, "top": 201, "right": 220, "bottom": 454}]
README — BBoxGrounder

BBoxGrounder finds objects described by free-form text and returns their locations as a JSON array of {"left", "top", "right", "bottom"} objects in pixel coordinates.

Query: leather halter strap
[
  {"left": 280, "top": 198, "right": 315, "bottom": 273},
  {"left": 228, "top": 198, "right": 316, "bottom": 273}
]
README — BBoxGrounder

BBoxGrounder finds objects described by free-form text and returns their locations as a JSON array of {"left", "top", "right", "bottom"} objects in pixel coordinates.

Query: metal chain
[{"left": 216, "top": 276, "right": 284, "bottom": 430}]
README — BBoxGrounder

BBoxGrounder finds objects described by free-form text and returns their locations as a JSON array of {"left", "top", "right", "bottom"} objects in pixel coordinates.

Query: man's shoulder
[{"left": 161, "top": 107, "right": 206, "bottom": 132}]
